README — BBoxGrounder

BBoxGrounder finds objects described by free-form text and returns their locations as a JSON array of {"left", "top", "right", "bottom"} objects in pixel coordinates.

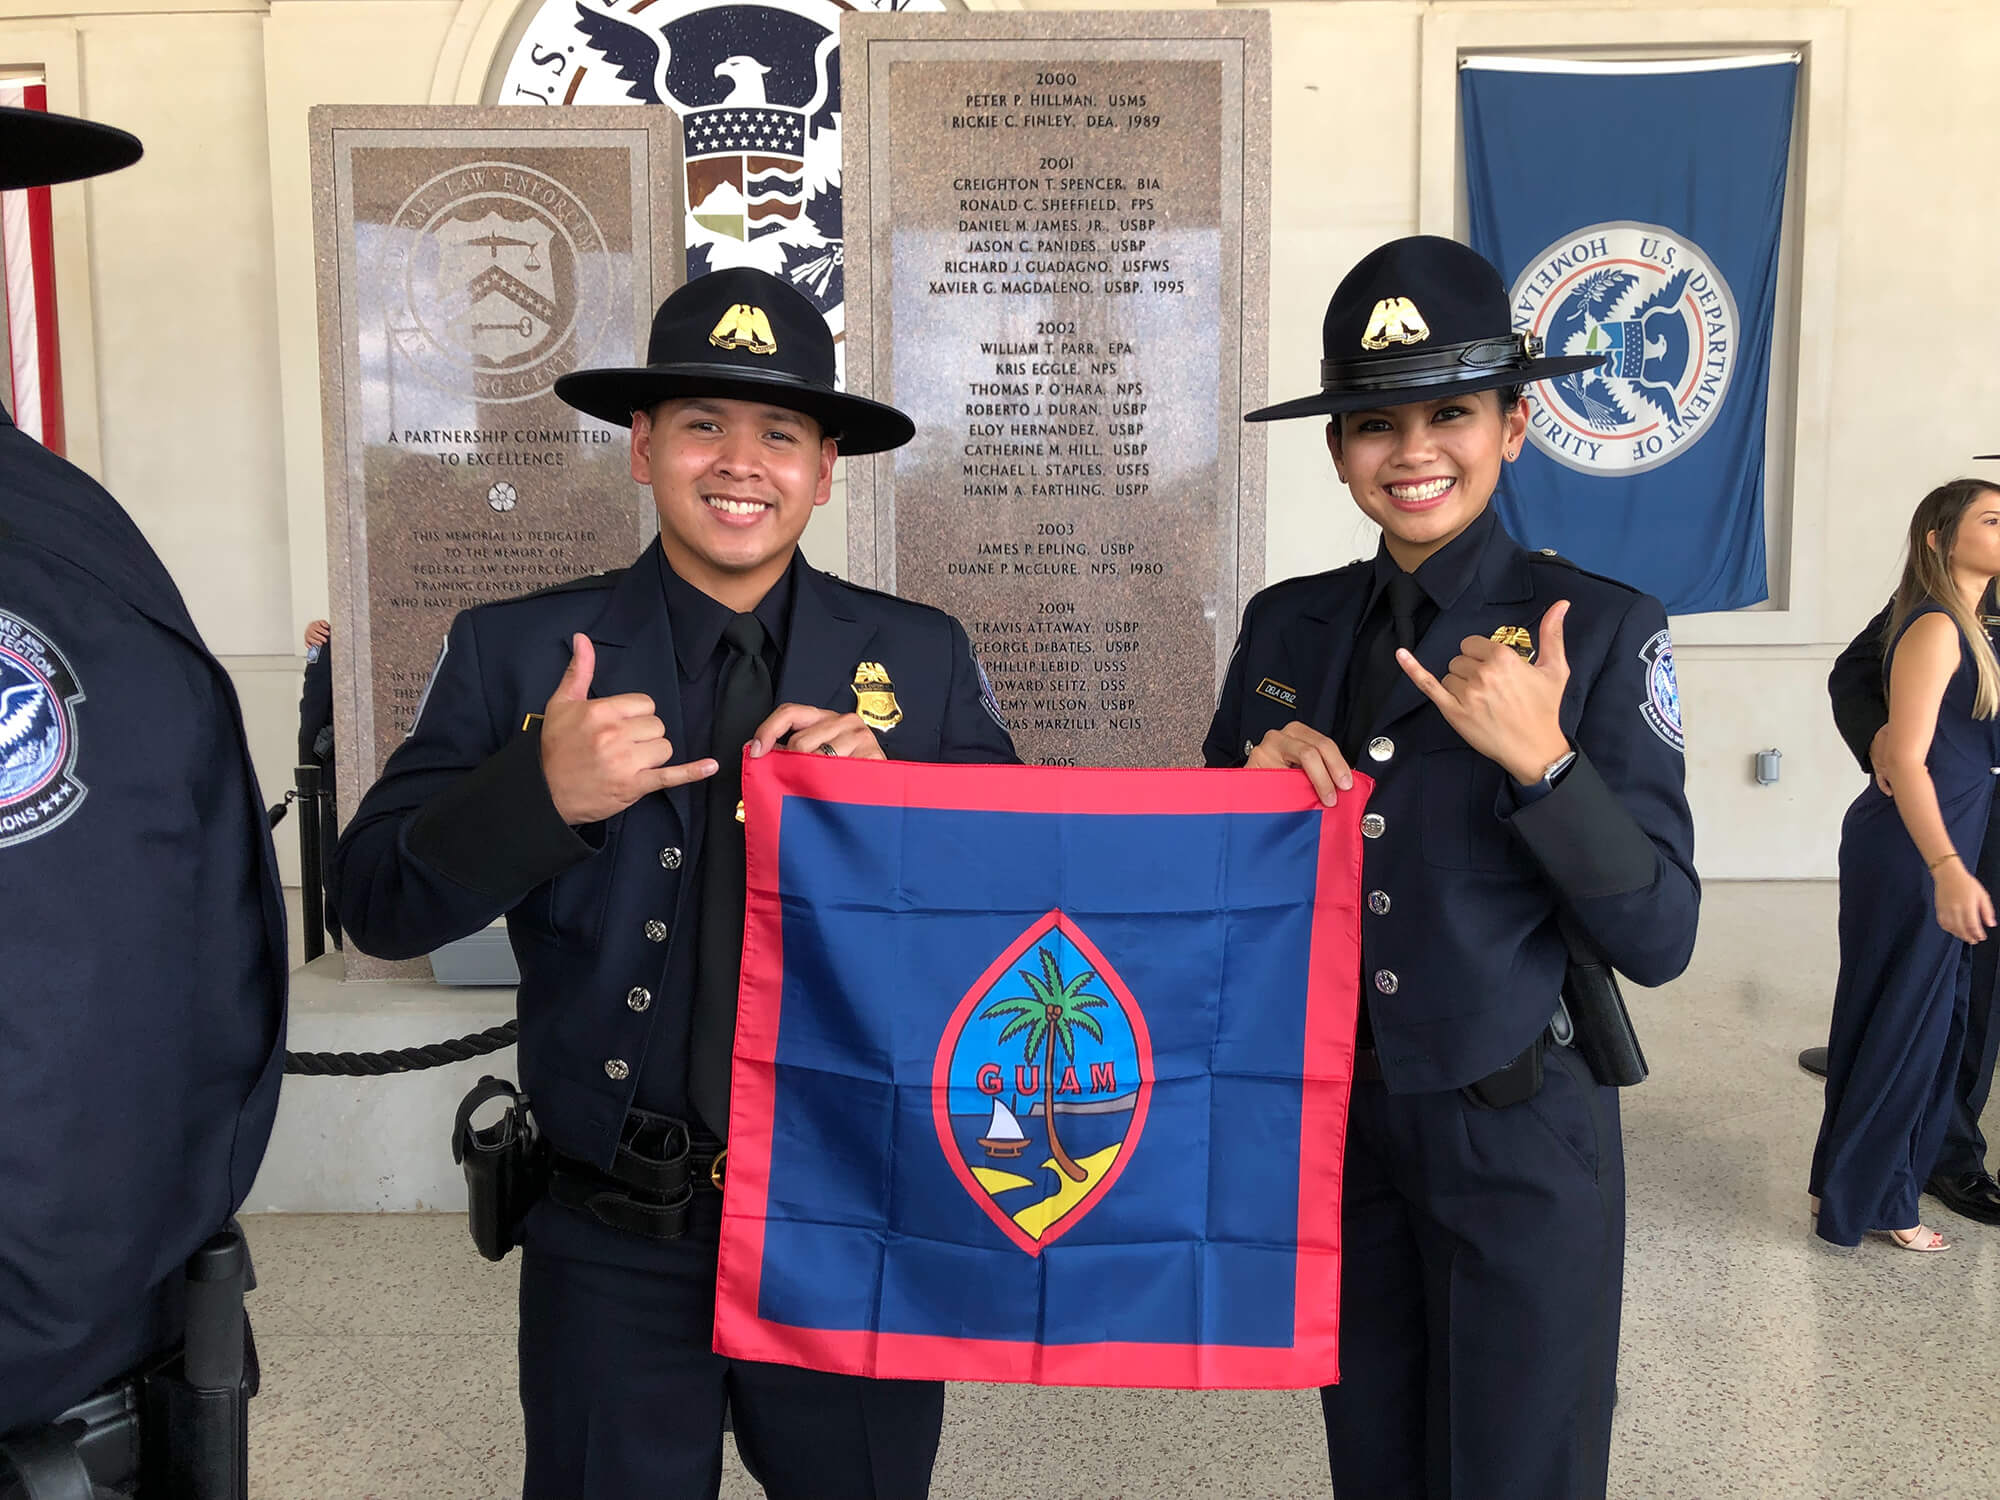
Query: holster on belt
[
  {"left": 1557, "top": 915, "right": 1649, "bottom": 1088},
  {"left": 453, "top": 1076, "right": 550, "bottom": 1263},
  {"left": 545, "top": 1109, "right": 723, "bottom": 1242}
]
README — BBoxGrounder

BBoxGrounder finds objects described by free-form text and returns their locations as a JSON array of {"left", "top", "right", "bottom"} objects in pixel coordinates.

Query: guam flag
[
  {"left": 713, "top": 753, "right": 1368, "bottom": 1388},
  {"left": 1461, "top": 55, "right": 1799, "bottom": 615}
]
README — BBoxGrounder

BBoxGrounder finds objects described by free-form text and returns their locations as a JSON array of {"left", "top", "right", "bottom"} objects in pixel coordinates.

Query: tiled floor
[{"left": 243, "top": 882, "right": 2000, "bottom": 1498}]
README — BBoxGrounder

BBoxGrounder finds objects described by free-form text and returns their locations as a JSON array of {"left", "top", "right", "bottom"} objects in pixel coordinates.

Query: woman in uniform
[
  {"left": 1205, "top": 234, "right": 1699, "bottom": 1500},
  {"left": 1810, "top": 478, "right": 2000, "bottom": 1252}
]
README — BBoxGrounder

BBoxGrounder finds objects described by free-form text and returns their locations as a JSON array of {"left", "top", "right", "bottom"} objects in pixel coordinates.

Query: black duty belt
[{"left": 548, "top": 1108, "right": 726, "bottom": 1241}]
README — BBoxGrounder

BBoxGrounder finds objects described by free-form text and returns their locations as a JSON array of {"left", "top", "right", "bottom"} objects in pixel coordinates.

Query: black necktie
[
  {"left": 1340, "top": 572, "right": 1426, "bottom": 764},
  {"left": 690, "top": 613, "right": 774, "bottom": 1139}
]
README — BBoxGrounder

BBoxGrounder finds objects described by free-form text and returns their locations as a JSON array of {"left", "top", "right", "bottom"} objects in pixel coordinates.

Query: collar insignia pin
[
  {"left": 1361, "top": 296, "right": 1430, "bottom": 351},
  {"left": 852, "top": 661, "right": 903, "bottom": 731},
  {"left": 709, "top": 303, "right": 778, "bottom": 356}
]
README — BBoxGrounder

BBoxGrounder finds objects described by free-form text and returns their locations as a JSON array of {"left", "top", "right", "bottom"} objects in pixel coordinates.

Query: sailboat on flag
[{"left": 977, "top": 1097, "right": 1028, "bottom": 1159}]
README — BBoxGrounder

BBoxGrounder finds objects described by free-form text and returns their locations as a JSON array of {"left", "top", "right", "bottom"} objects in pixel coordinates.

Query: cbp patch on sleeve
[
  {"left": 1639, "top": 629, "right": 1683, "bottom": 752},
  {"left": 972, "top": 645, "right": 1008, "bottom": 731},
  {"left": 0, "top": 609, "right": 87, "bottom": 848},
  {"left": 407, "top": 637, "right": 449, "bottom": 737}
]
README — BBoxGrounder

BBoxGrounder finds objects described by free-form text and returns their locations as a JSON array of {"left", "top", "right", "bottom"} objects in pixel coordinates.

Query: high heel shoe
[{"left": 1872, "top": 1224, "right": 1950, "bottom": 1253}]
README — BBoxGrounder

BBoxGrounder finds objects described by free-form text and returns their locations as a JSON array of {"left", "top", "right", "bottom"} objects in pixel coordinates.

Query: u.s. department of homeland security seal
[
  {"left": 0, "top": 610, "right": 86, "bottom": 849},
  {"left": 381, "top": 161, "right": 616, "bottom": 404},
  {"left": 1510, "top": 222, "right": 1739, "bottom": 477}
]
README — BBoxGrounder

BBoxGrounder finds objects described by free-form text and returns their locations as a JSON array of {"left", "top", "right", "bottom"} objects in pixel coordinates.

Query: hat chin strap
[{"left": 1319, "top": 332, "right": 1543, "bottom": 393}]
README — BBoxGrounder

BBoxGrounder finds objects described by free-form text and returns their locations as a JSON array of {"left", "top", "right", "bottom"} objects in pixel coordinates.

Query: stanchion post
[{"left": 295, "top": 765, "right": 325, "bottom": 964}]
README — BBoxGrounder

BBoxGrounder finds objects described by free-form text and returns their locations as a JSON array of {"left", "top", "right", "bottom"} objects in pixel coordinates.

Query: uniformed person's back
[{"left": 0, "top": 104, "right": 287, "bottom": 1435}]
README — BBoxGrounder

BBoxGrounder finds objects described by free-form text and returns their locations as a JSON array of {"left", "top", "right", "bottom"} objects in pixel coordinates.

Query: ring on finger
[{"left": 816, "top": 743, "right": 839, "bottom": 756}]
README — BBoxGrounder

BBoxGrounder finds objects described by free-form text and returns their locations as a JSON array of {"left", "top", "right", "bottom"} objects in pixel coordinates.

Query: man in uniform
[
  {"left": 1826, "top": 587, "right": 2000, "bottom": 1226},
  {"left": 332, "top": 266, "right": 1017, "bottom": 1500},
  {"left": 0, "top": 103, "right": 287, "bottom": 1433},
  {"left": 1205, "top": 236, "right": 1699, "bottom": 1498}
]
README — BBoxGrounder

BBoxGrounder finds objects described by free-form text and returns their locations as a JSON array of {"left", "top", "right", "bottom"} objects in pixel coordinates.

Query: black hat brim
[
  {"left": 553, "top": 361, "right": 915, "bottom": 456},
  {"left": 0, "top": 105, "right": 141, "bottom": 190},
  {"left": 1245, "top": 353, "right": 1605, "bottom": 423}
]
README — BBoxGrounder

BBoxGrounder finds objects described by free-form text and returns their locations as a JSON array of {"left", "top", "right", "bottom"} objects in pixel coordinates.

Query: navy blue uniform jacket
[
  {"left": 1204, "top": 515, "right": 1699, "bottom": 1093},
  {"left": 0, "top": 411, "right": 287, "bottom": 1430},
  {"left": 332, "top": 549, "right": 1019, "bottom": 1168}
]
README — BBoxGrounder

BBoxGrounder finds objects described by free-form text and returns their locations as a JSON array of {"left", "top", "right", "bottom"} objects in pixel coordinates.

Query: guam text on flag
[
  {"left": 1461, "top": 54, "right": 1799, "bottom": 615},
  {"left": 713, "top": 753, "right": 1368, "bottom": 1388}
]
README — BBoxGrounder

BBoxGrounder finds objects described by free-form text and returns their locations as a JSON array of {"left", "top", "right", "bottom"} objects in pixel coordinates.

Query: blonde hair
[{"left": 1885, "top": 479, "right": 2000, "bottom": 719}]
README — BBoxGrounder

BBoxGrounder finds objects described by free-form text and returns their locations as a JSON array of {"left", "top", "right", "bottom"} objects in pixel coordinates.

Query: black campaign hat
[
  {"left": 1246, "top": 235, "right": 1604, "bottom": 423},
  {"left": 554, "top": 266, "right": 914, "bottom": 455},
  {"left": 0, "top": 104, "right": 141, "bottom": 190}
]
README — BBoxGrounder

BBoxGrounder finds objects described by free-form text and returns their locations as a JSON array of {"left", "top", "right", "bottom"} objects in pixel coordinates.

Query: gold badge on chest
[
  {"left": 851, "top": 661, "right": 903, "bottom": 731},
  {"left": 1489, "top": 625, "right": 1535, "bottom": 663}
]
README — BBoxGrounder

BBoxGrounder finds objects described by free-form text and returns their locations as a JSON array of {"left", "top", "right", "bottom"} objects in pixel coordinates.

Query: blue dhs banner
[
  {"left": 713, "top": 753, "right": 1367, "bottom": 1389},
  {"left": 1461, "top": 55, "right": 1798, "bottom": 614}
]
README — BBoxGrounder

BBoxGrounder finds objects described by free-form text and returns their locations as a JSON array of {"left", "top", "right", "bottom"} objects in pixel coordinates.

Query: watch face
[{"left": 497, "top": 0, "right": 947, "bottom": 384}]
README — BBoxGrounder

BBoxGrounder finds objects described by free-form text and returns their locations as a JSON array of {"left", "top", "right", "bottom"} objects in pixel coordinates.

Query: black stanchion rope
[{"left": 284, "top": 1020, "right": 518, "bottom": 1077}]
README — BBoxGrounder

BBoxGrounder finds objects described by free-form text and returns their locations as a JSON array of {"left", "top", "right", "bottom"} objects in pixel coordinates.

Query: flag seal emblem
[
  {"left": 1510, "top": 221, "right": 1739, "bottom": 477},
  {"left": 933, "top": 910, "right": 1153, "bottom": 1256}
]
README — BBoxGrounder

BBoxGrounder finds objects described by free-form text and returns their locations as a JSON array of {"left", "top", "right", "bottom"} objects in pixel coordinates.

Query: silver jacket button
[
  {"left": 1368, "top": 736, "right": 1394, "bottom": 763},
  {"left": 1360, "top": 813, "right": 1386, "bottom": 839},
  {"left": 1368, "top": 890, "right": 1391, "bottom": 916},
  {"left": 626, "top": 987, "right": 652, "bottom": 1013},
  {"left": 659, "top": 847, "right": 683, "bottom": 870},
  {"left": 644, "top": 919, "right": 669, "bottom": 942},
  {"left": 1374, "top": 970, "right": 1399, "bottom": 995},
  {"left": 604, "top": 1058, "right": 630, "bottom": 1080}
]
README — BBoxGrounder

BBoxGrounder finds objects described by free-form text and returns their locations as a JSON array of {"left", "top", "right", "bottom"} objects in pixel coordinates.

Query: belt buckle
[{"left": 709, "top": 1148, "right": 727, "bottom": 1192}]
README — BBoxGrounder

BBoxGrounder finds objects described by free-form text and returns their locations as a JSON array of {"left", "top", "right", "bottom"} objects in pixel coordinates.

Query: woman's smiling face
[{"left": 1327, "top": 391, "right": 1527, "bottom": 569}]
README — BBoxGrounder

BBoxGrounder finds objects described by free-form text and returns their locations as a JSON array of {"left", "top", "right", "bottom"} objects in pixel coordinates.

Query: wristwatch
[{"left": 1535, "top": 748, "right": 1578, "bottom": 791}]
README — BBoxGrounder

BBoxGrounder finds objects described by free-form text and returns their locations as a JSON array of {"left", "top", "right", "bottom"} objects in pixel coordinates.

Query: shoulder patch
[
  {"left": 407, "top": 637, "right": 449, "bottom": 739},
  {"left": 0, "top": 608, "right": 88, "bottom": 847},
  {"left": 970, "top": 641, "right": 1008, "bottom": 731},
  {"left": 1639, "top": 628, "right": 1683, "bottom": 752}
]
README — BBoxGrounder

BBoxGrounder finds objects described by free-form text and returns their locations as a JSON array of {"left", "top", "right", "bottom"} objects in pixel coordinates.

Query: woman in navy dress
[{"left": 1811, "top": 478, "right": 2000, "bottom": 1250}]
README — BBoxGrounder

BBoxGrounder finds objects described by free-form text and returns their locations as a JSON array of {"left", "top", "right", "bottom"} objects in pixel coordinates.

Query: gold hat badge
[
  {"left": 851, "top": 661, "right": 903, "bottom": 731},
  {"left": 1490, "top": 625, "right": 1535, "bottom": 662},
  {"left": 709, "top": 303, "right": 778, "bottom": 356},
  {"left": 1361, "top": 296, "right": 1430, "bottom": 352}
]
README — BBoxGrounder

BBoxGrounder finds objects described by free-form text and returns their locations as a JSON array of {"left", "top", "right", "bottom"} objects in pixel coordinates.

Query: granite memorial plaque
[
  {"left": 311, "top": 106, "right": 681, "bottom": 977},
  {"left": 842, "top": 13, "right": 1268, "bottom": 767}
]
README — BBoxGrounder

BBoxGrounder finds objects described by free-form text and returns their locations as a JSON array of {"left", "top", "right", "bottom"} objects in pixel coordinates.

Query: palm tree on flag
[{"left": 980, "top": 944, "right": 1107, "bottom": 1183}]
